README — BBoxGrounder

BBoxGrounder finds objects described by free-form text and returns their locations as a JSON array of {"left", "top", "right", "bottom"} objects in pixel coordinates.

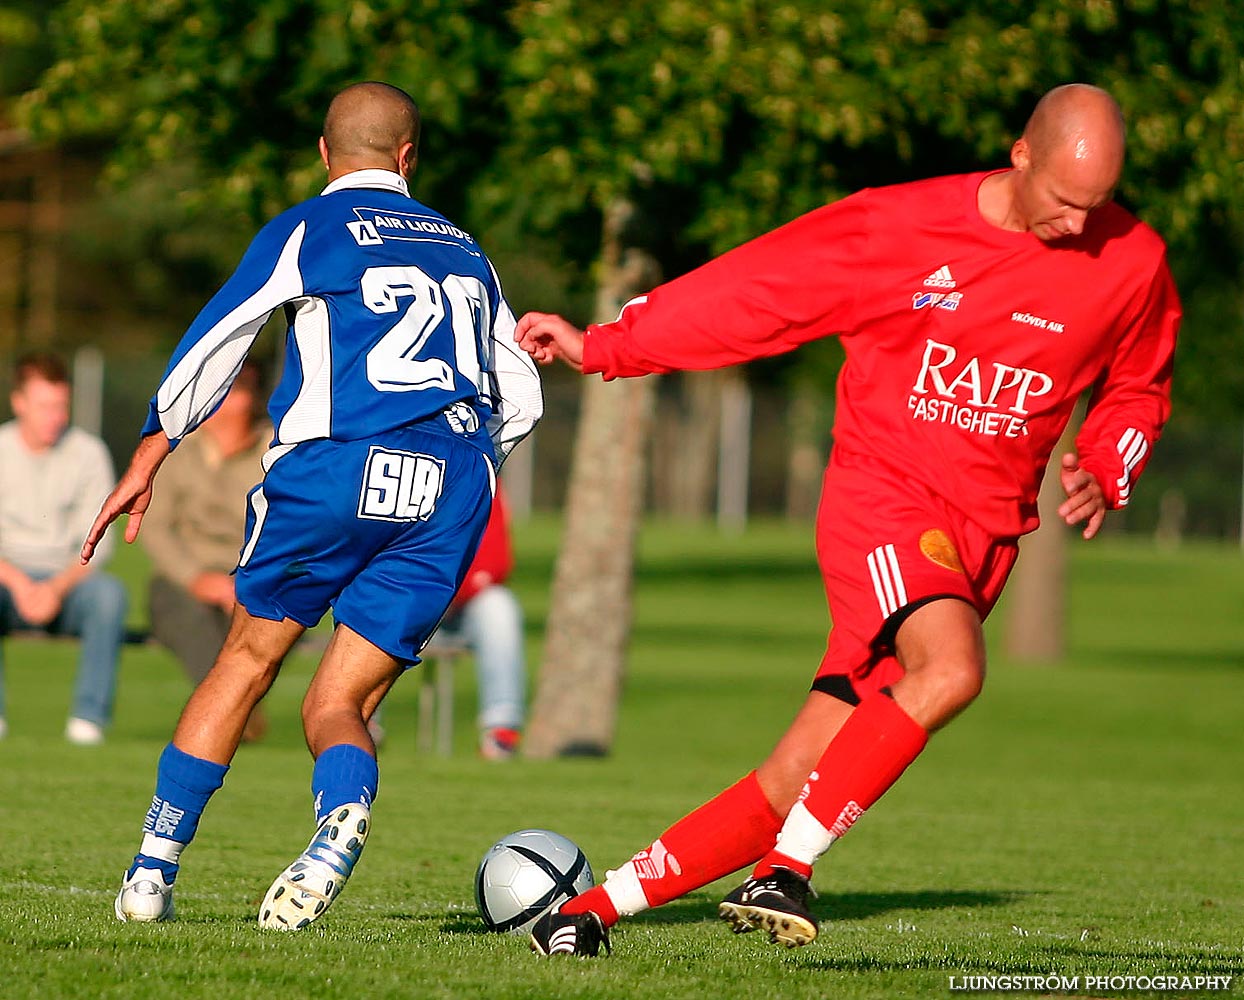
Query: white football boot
[
  {"left": 115, "top": 867, "right": 175, "bottom": 922},
  {"left": 258, "top": 802, "right": 370, "bottom": 931}
]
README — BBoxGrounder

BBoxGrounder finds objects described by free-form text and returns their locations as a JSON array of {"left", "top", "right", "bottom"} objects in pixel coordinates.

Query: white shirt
[{"left": 0, "top": 422, "right": 116, "bottom": 573}]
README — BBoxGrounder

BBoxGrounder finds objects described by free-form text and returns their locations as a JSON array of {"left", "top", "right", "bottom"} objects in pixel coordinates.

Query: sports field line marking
[{"left": 0, "top": 879, "right": 229, "bottom": 902}]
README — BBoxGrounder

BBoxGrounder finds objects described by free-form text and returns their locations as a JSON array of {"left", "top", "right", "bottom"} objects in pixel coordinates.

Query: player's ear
[
  {"left": 318, "top": 136, "right": 331, "bottom": 171},
  {"left": 1011, "top": 137, "right": 1031, "bottom": 172},
  {"left": 397, "top": 141, "right": 417, "bottom": 180}
]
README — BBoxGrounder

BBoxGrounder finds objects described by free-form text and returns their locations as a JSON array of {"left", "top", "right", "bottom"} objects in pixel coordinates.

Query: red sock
[
  {"left": 562, "top": 771, "right": 782, "bottom": 926},
  {"left": 754, "top": 694, "right": 928, "bottom": 879}
]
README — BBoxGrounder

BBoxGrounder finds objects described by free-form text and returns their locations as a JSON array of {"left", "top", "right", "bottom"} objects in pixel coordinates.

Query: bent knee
[
  {"left": 906, "top": 656, "right": 985, "bottom": 729},
  {"left": 936, "top": 658, "right": 985, "bottom": 711}
]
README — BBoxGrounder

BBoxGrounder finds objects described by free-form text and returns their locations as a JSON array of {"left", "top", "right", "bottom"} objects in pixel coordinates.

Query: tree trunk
[
  {"left": 785, "top": 381, "right": 831, "bottom": 521},
  {"left": 1004, "top": 401, "right": 1084, "bottom": 662},
  {"left": 716, "top": 369, "right": 752, "bottom": 533},
  {"left": 658, "top": 372, "right": 722, "bottom": 519},
  {"left": 524, "top": 199, "right": 661, "bottom": 758}
]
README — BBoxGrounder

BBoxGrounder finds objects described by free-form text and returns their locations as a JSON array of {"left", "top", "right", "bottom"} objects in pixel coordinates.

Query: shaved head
[
  {"left": 986, "top": 83, "right": 1129, "bottom": 241},
  {"left": 321, "top": 82, "right": 421, "bottom": 175},
  {"left": 1022, "top": 83, "right": 1125, "bottom": 178}
]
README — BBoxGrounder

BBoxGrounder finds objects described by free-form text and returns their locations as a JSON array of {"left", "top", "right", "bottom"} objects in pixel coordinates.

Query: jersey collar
[{"left": 320, "top": 169, "right": 410, "bottom": 198}]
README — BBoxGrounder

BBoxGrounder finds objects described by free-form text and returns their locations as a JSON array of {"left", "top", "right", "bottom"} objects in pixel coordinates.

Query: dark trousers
[{"left": 148, "top": 576, "right": 231, "bottom": 686}]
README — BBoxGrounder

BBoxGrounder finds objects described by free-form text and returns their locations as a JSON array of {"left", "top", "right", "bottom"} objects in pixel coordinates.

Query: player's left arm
[
  {"left": 145, "top": 215, "right": 309, "bottom": 448},
  {"left": 81, "top": 431, "right": 171, "bottom": 563},
  {"left": 1070, "top": 255, "right": 1181, "bottom": 537},
  {"left": 485, "top": 278, "right": 544, "bottom": 467}
]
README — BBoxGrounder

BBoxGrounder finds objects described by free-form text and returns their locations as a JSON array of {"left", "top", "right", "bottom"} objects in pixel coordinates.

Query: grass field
[{"left": 1, "top": 518, "right": 1241, "bottom": 999}]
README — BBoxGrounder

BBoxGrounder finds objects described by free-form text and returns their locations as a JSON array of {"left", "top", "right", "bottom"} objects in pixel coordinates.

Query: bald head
[
  {"left": 1023, "top": 83, "right": 1125, "bottom": 177},
  {"left": 1003, "top": 84, "right": 1127, "bottom": 241},
  {"left": 321, "top": 82, "right": 421, "bottom": 179}
]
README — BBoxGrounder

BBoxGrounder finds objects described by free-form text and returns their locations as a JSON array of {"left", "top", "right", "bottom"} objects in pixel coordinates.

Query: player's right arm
[
  {"left": 513, "top": 313, "right": 586, "bottom": 370},
  {"left": 571, "top": 195, "right": 870, "bottom": 379}
]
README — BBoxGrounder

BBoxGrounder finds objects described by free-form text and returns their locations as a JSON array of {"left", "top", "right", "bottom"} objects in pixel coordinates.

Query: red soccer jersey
[{"left": 582, "top": 171, "right": 1180, "bottom": 538}]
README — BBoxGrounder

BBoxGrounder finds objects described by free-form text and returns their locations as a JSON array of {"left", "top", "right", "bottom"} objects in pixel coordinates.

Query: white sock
[
  {"left": 772, "top": 801, "right": 836, "bottom": 868},
  {"left": 601, "top": 861, "right": 649, "bottom": 917}
]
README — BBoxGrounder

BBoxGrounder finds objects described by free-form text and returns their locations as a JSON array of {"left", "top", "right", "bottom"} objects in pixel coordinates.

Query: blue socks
[
  {"left": 312, "top": 744, "right": 379, "bottom": 825},
  {"left": 126, "top": 742, "right": 377, "bottom": 885},
  {"left": 129, "top": 743, "right": 228, "bottom": 883}
]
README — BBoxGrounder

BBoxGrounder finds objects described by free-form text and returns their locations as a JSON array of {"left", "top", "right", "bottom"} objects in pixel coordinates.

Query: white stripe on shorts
[
  {"left": 238, "top": 486, "right": 269, "bottom": 568},
  {"left": 866, "top": 543, "right": 907, "bottom": 618}
]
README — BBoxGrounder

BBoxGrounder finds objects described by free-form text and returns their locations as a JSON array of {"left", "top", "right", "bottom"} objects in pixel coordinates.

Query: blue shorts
[{"left": 234, "top": 424, "right": 495, "bottom": 665}]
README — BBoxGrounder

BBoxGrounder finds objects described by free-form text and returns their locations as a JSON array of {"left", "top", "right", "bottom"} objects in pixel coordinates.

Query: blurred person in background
[
  {"left": 0, "top": 352, "right": 126, "bottom": 745},
  {"left": 440, "top": 483, "right": 527, "bottom": 760},
  {"left": 141, "top": 359, "right": 272, "bottom": 743}
]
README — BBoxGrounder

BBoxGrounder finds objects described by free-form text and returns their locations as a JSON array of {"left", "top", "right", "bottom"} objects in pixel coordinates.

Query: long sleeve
[
  {"left": 582, "top": 195, "right": 870, "bottom": 379},
  {"left": 486, "top": 293, "right": 543, "bottom": 467},
  {"left": 143, "top": 217, "right": 307, "bottom": 446},
  {"left": 1075, "top": 254, "right": 1180, "bottom": 508}
]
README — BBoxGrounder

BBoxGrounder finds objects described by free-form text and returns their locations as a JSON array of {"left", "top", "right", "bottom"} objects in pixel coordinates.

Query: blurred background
[{"left": 1, "top": 0, "right": 1240, "bottom": 539}]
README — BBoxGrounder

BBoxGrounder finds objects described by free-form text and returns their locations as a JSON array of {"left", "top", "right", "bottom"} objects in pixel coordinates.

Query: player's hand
[
  {"left": 514, "top": 312, "right": 586, "bottom": 371},
  {"left": 81, "top": 433, "right": 171, "bottom": 563},
  {"left": 1057, "top": 452, "right": 1106, "bottom": 540}
]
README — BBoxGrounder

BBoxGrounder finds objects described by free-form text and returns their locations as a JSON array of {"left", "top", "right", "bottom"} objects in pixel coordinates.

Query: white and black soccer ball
[{"left": 474, "top": 829, "right": 594, "bottom": 934}]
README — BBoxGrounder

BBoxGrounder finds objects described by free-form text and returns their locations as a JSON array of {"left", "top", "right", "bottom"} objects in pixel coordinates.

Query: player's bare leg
[
  {"left": 755, "top": 693, "right": 856, "bottom": 813},
  {"left": 172, "top": 607, "right": 307, "bottom": 763},
  {"left": 889, "top": 597, "right": 986, "bottom": 730},
  {"left": 258, "top": 623, "right": 404, "bottom": 930},
  {"left": 115, "top": 609, "right": 305, "bottom": 922},
  {"left": 726, "top": 597, "right": 985, "bottom": 946}
]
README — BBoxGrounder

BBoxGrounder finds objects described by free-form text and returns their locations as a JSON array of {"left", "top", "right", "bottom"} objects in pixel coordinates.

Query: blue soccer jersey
[{"left": 143, "top": 169, "right": 542, "bottom": 467}]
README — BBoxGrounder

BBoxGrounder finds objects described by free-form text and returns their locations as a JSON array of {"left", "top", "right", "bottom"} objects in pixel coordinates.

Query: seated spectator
[
  {"left": 0, "top": 352, "right": 126, "bottom": 745},
  {"left": 369, "top": 484, "right": 527, "bottom": 757},
  {"left": 140, "top": 360, "right": 271, "bottom": 743},
  {"left": 438, "top": 484, "right": 527, "bottom": 760}
]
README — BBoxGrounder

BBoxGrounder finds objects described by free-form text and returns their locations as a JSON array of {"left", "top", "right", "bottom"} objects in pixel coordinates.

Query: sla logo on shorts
[{"left": 358, "top": 446, "right": 445, "bottom": 522}]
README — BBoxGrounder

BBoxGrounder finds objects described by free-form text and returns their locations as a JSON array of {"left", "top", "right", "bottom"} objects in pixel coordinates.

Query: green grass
[{"left": 1, "top": 519, "right": 1242, "bottom": 998}]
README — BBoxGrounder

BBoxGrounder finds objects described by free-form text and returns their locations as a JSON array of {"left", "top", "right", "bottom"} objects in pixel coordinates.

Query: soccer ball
[{"left": 474, "top": 829, "right": 594, "bottom": 934}]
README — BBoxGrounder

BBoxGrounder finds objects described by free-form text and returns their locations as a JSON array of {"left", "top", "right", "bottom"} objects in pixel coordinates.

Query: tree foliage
[
  {"left": 499, "top": 0, "right": 1240, "bottom": 256},
  {"left": 21, "top": 0, "right": 513, "bottom": 226},
  {"left": 18, "top": 0, "right": 1244, "bottom": 409},
  {"left": 0, "top": 2, "right": 50, "bottom": 102},
  {"left": 494, "top": 0, "right": 1243, "bottom": 409}
]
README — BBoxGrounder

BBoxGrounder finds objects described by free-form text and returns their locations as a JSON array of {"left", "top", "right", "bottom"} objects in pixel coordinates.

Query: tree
[
  {"left": 19, "top": 0, "right": 1243, "bottom": 740},
  {"left": 524, "top": 199, "right": 660, "bottom": 757},
  {"left": 18, "top": 0, "right": 523, "bottom": 332},
  {"left": 495, "top": 0, "right": 1244, "bottom": 748}
]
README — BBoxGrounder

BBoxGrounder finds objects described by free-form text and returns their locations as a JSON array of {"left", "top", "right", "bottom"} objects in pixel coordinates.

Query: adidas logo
[{"left": 923, "top": 265, "right": 957, "bottom": 289}]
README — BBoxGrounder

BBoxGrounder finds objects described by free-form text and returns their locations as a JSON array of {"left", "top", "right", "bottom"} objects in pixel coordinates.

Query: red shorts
[{"left": 813, "top": 451, "right": 1019, "bottom": 702}]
